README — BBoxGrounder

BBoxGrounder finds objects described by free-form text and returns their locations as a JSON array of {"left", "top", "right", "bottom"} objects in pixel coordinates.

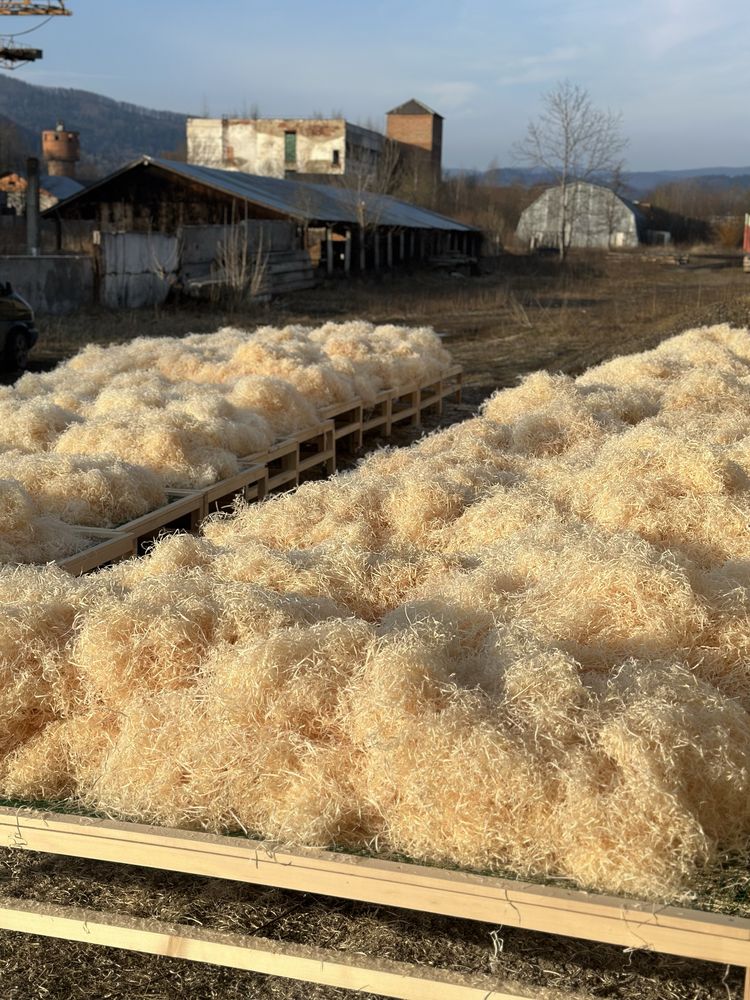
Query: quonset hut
[{"left": 516, "top": 181, "right": 646, "bottom": 251}]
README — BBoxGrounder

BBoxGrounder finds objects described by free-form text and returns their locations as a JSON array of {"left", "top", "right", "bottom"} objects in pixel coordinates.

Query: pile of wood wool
[
  {"left": 6, "top": 325, "right": 750, "bottom": 902},
  {"left": 0, "top": 323, "right": 452, "bottom": 549}
]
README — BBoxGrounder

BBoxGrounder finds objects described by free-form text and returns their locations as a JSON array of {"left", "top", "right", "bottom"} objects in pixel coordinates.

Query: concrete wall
[
  {"left": 188, "top": 118, "right": 349, "bottom": 178},
  {"left": 0, "top": 254, "right": 93, "bottom": 314},
  {"left": 516, "top": 182, "right": 640, "bottom": 250}
]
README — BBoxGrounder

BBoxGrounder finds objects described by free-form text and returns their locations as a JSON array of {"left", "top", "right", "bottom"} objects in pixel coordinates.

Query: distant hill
[
  {"left": 452, "top": 166, "right": 750, "bottom": 197},
  {"left": 0, "top": 73, "right": 188, "bottom": 174}
]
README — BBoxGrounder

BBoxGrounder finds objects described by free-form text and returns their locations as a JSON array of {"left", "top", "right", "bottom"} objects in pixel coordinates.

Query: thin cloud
[
  {"left": 496, "top": 46, "right": 586, "bottom": 86},
  {"left": 422, "top": 81, "right": 479, "bottom": 110}
]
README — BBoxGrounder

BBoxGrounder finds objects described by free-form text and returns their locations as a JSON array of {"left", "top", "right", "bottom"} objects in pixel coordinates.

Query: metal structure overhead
[
  {"left": 0, "top": 43, "right": 42, "bottom": 66},
  {"left": 0, "top": 2, "right": 70, "bottom": 14},
  {"left": 0, "top": 1, "right": 70, "bottom": 68}
]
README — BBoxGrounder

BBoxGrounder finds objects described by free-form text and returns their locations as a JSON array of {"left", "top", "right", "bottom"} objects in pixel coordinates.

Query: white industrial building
[{"left": 186, "top": 100, "right": 443, "bottom": 184}]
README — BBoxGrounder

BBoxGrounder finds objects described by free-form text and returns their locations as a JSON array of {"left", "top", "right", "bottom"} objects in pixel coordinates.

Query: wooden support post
[
  {"left": 744, "top": 966, "right": 750, "bottom": 1000},
  {"left": 410, "top": 230, "right": 415, "bottom": 258},
  {"left": 418, "top": 230, "right": 424, "bottom": 260},
  {"left": 399, "top": 230, "right": 405, "bottom": 262},
  {"left": 374, "top": 230, "right": 381, "bottom": 270},
  {"left": 387, "top": 230, "right": 393, "bottom": 268},
  {"left": 359, "top": 226, "right": 366, "bottom": 271},
  {"left": 344, "top": 229, "right": 351, "bottom": 275},
  {"left": 326, "top": 228, "right": 334, "bottom": 276}
]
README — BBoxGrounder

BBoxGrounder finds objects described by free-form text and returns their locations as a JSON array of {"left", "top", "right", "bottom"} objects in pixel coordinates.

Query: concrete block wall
[{"left": 0, "top": 255, "right": 93, "bottom": 314}]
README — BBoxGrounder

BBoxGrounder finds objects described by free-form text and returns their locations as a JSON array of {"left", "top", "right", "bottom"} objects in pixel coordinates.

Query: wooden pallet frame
[
  {"left": 119, "top": 490, "right": 205, "bottom": 554},
  {"left": 1, "top": 807, "right": 748, "bottom": 999},
  {"left": 245, "top": 437, "right": 300, "bottom": 493},
  {"left": 53, "top": 367, "right": 464, "bottom": 575},
  {"left": 390, "top": 385, "right": 421, "bottom": 428},
  {"left": 320, "top": 399, "right": 364, "bottom": 458},
  {"left": 201, "top": 464, "right": 268, "bottom": 517},
  {"left": 297, "top": 420, "right": 335, "bottom": 479},
  {"left": 361, "top": 388, "right": 393, "bottom": 437},
  {"left": 441, "top": 364, "right": 464, "bottom": 403},
  {"left": 418, "top": 378, "right": 444, "bottom": 417},
  {"left": 56, "top": 527, "right": 136, "bottom": 576}
]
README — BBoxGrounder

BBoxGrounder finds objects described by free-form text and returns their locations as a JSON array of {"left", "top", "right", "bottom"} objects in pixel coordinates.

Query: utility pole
[{"left": 0, "top": 1, "right": 71, "bottom": 68}]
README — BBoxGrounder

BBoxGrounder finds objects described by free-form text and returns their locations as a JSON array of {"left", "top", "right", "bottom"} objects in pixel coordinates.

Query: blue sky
[{"left": 14, "top": 0, "right": 750, "bottom": 170}]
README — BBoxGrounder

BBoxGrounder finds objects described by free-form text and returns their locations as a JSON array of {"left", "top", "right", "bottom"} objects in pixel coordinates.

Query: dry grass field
[
  {"left": 3, "top": 248, "right": 750, "bottom": 999},
  {"left": 32, "top": 249, "right": 750, "bottom": 405}
]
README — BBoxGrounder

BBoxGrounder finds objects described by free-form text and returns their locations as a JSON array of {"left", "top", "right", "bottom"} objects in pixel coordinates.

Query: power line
[{"left": 2, "top": 14, "right": 53, "bottom": 37}]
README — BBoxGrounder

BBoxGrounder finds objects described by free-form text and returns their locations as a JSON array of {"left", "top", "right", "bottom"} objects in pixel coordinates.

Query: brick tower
[
  {"left": 42, "top": 121, "right": 80, "bottom": 178},
  {"left": 385, "top": 99, "right": 443, "bottom": 176}
]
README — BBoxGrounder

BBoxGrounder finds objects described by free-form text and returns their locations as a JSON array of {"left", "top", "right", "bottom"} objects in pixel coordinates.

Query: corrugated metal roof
[
  {"left": 47, "top": 155, "right": 475, "bottom": 233},
  {"left": 41, "top": 174, "right": 84, "bottom": 201},
  {"left": 147, "top": 158, "right": 472, "bottom": 231}
]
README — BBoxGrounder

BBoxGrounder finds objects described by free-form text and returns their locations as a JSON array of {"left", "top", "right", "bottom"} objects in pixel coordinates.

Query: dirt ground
[{"left": 3, "top": 249, "right": 750, "bottom": 998}]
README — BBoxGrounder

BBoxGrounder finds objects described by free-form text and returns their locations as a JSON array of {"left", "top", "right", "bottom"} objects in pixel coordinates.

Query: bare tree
[{"left": 515, "top": 80, "right": 627, "bottom": 259}]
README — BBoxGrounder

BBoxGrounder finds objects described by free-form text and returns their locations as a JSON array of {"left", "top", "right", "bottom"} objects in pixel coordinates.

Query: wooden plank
[
  {"left": 0, "top": 899, "right": 538, "bottom": 1000},
  {"left": 297, "top": 421, "right": 335, "bottom": 476},
  {"left": 440, "top": 365, "right": 464, "bottom": 403},
  {"left": 2, "top": 808, "right": 750, "bottom": 968},
  {"left": 320, "top": 400, "right": 363, "bottom": 453},
  {"left": 56, "top": 530, "right": 136, "bottom": 576},
  {"left": 203, "top": 465, "right": 268, "bottom": 516},
  {"left": 119, "top": 491, "right": 204, "bottom": 548},
  {"left": 390, "top": 386, "right": 421, "bottom": 427},
  {"left": 250, "top": 438, "right": 300, "bottom": 492},
  {"left": 418, "top": 378, "right": 443, "bottom": 417},
  {"left": 362, "top": 389, "right": 393, "bottom": 436}
]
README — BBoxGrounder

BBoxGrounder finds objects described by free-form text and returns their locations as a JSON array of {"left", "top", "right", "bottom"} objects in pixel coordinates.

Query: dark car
[{"left": 0, "top": 282, "right": 38, "bottom": 371}]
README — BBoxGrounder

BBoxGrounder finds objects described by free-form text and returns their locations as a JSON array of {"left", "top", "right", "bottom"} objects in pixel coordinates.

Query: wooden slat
[
  {"left": 390, "top": 386, "right": 421, "bottom": 427},
  {"left": 297, "top": 421, "right": 335, "bottom": 476},
  {"left": 0, "top": 899, "right": 539, "bottom": 1000},
  {"left": 2, "top": 808, "right": 749, "bottom": 968},
  {"left": 119, "top": 491, "right": 204, "bottom": 545},
  {"left": 56, "top": 530, "right": 136, "bottom": 576},
  {"left": 244, "top": 438, "right": 300, "bottom": 492},
  {"left": 362, "top": 389, "right": 392, "bottom": 433},
  {"left": 202, "top": 465, "right": 268, "bottom": 515}
]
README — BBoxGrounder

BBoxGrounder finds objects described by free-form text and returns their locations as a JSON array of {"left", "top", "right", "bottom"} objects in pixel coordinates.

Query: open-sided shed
[{"left": 46, "top": 155, "right": 481, "bottom": 276}]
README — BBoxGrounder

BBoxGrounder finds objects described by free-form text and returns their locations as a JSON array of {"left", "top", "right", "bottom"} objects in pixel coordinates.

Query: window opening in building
[
  {"left": 332, "top": 149, "right": 340, "bottom": 167},
  {"left": 284, "top": 131, "right": 297, "bottom": 164}
]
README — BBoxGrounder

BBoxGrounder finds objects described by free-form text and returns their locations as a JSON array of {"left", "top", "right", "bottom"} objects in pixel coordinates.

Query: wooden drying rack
[{"left": 0, "top": 806, "right": 747, "bottom": 999}]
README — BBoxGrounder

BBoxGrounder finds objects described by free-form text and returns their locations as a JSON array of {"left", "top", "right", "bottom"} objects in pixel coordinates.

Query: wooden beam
[
  {"left": 344, "top": 229, "right": 351, "bottom": 275},
  {"left": 2, "top": 807, "right": 749, "bottom": 968},
  {"left": 326, "top": 227, "right": 333, "bottom": 276},
  {"left": 0, "top": 899, "right": 553, "bottom": 1000}
]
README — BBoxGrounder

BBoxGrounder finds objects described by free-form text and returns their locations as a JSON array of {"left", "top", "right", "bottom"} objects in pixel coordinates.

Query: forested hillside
[{"left": 0, "top": 72, "right": 187, "bottom": 174}]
